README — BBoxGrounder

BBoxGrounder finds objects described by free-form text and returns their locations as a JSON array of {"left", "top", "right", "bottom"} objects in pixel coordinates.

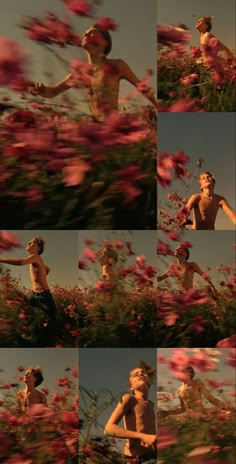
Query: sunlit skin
[
  {"left": 17, "top": 367, "right": 47, "bottom": 413},
  {"left": 98, "top": 248, "right": 118, "bottom": 281},
  {"left": 160, "top": 367, "right": 225, "bottom": 418},
  {"left": 157, "top": 245, "right": 216, "bottom": 292},
  {"left": 180, "top": 173, "right": 236, "bottom": 230},
  {"left": 104, "top": 367, "right": 157, "bottom": 458},
  {"left": 30, "top": 26, "right": 158, "bottom": 121},
  {"left": 0, "top": 238, "right": 50, "bottom": 292},
  {"left": 196, "top": 17, "right": 236, "bottom": 65}
]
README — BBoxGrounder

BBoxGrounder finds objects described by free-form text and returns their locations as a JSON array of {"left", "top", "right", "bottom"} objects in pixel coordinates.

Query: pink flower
[
  {"left": 96, "top": 17, "right": 118, "bottom": 31},
  {"left": 83, "top": 248, "right": 96, "bottom": 263},
  {"left": 83, "top": 238, "right": 96, "bottom": 245},
  {"left": 0, "top": 231, "right": 22, "bottom": 252},
  {"left": 181, "top": 73, "right": 198, "bottom": 86},
  {"left": 61, "top": 411, "right": 78, "bottom": 430},
  {"left": 17, "top": 366, "right": 24, "bottom": 372},
  {"left": 157, "top": 426, "right": 177, "bottom": 449},
  {"left": 182, "top": 241, "right": 192, "bottom": 249},
  {"left": 63, "top": 0, "right": 93, "bottom": 17},
  {"left": 115, "top": 165, "right": 146, "bottom": 203},
  {"left": 0, "top": 36, "right": 28, "bottom": 91},
  {"left": 78, "top": 259, "right": 87, "bottom": 270},
  {"left": 216, "top": 334, "right": 236, "bottom": 348},
  {"left": 191, "top": 351, "right": 214, "bottom": 372},
  {"left": 172, "top": 150, "right": 190, "bottom": 178},
  {"left": 157, "top": 153, "right": 174, "bottom": 188},
  {"left": 166, "top": 231, "right": 180, "bottom": 241},
  {"left": 72, "top": 368, "right": 78, "bottom": 378},
  {"left": 63, "top": 159, "right": 91, "bottom": 186},
  {"left": 226, "top": 348, "right": 236, "bottom": 368},
  {"left": 95, "top": 280, "right": 111, "bottom": 292},
  {"left": 157, "top": 24, "right": 191, "bottom": 46}
]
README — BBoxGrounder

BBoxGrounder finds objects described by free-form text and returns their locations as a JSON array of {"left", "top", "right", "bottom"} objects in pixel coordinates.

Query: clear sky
[
  {"left": 157, "top": 230, "right": 235, "bottom": 289},
  {"left": 157, "top": 0, "right": 236, "bottom": 50},
  {"left": 78, "top": 230, "right": 157, "bottom": 287},
  {"left": 1, "top": 230, "right": 78, "bottom": 288},
  {"left": 0, "top": 0, "right": 156, "bottom": 111},
  {"left": 79, "top": 348, "right": 156, "bottom": 449},
  {"left": 157, "top": 348, "right": 236, "bottom": 407},
  {"left": 157, "top": 113, "right": 236, "bottom": 230},
  {"left": 0, "top": 347, "right": 78, "bottom": 402}
]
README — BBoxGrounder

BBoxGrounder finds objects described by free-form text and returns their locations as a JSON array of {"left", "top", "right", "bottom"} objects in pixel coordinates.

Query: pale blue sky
[
  {"left": 0, "top": 0, "right": 156, "bottom": 112},
  {"left": 157, "top": 348, "right": 236, "bottom": 407},
  {"left": 157, "top": 230, "right": 235, "bottom": 290},
  {"left": 157, "top": 113, "right": 236, "bottom": 230},
  {"left": 0, "top": 348, "right": 78, "bottom": 402},
  {"left": 1, "top": 230, "right": 78, "bottom": 288},
  {"left": 78, "top": 230, "right": 156, "bottom": 287},
  {"left": 157, "top": 0, "right": 236, "bottom": 50}
]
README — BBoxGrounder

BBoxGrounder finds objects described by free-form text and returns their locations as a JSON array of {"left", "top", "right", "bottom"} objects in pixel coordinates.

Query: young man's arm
[
  {"left": 220, "top": 198, "right": 236, "bottom": 225},
  {"left": 118, "top": 60, "right": 158, "bottom": 109},
  {"left": 178, "top": 194, "right": 198, "bottom": 228},
  {"left": 0, "top": 255, "right": 40, "bottom": 266},
  {"left": 163, "top": 390, "right": 186, "bottom": 416},
  {"left": 104, "top": 394, "right": 156, "bottom": 447},
  {"left": 30, "top": 74, "right": 72, "bottom": 98},
  {"left": 193, "top": 263, "right": 217, "bottom": 292},
  {"left": 157, "top": 270, "right": 170, "bottom": 282},
  {"left": 199, "top": 380, "right": 225, "bottom": 408},
  {"left": 45, "top": 265, "right": 51, "bottom": 275}
]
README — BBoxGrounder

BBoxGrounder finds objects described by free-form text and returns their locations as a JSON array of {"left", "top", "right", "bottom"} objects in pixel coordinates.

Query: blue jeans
[{"left": 28, "top": 290, "right": 57, "bottom": 319}]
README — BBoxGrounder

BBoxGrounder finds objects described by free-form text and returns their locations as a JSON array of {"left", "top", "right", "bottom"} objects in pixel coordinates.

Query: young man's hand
[
  {"left": 30, "top": 82, "right": 47, "bottom": 96},
  {"left": 140, "top": 433, "right": 157, "bottom": 448}
]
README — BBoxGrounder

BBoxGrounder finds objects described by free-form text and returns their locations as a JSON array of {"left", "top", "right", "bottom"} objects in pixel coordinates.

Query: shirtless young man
[
  {"left": 98, "top": 247, "right": 118, "bottom": 281},
  {"left": 160, "top": 365, "right": 225, "bottom": 418},
  {"left": 30, "top": 24, "right": 158, "bottom": 121},
  {"left": 179, "top": 172, "right": 236, "bottom": 230},
  {"left": 104, "top": 366, "right": 157, "bottom": 464},
  {"left": 157, "top": 245, "right": 216, "bottom": 292},
  {"left": 0, "top": 237, "right": 57, "bottom": 318},
  {"left": 196, "top": 17, "right": 236, "bottom": 65},
  {"left": 17, "top": 366, "right": 47, "bottom": 413}
]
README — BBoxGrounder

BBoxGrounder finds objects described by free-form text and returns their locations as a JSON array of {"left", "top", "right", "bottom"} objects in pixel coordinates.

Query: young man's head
[
  {"left": 199, "top": 172, "right": 215, "bottom": 191},
  {"left": 181, "top": 365, "right": 195, "bottom": 381},
  {"left": 175, "top": 245, "right": 190, "bottom": 261},
  {"left": 27, "top": 237, "right": 45, "bottom": 255},
  {"left": 129, "top": 367, "right": 153, "bottom": 394},
  {"left": 196, "top": 16, "right": 212, "bottom": 33},
  {"left": 23, "top": 366, "right": 44, "bottom": 387},
  {"left": 82, "top": 25, "right": 112, "bottom": 56},
  {"left": 98, "top": 247, "right": 118, "bottom": 266}
]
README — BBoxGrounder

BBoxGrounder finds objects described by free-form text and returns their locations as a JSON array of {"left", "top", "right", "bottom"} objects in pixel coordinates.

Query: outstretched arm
[
  {"left": 177, "top": 194, "right": 198, "bottom": 228},
  {"left": 104, "top": 394, "right": 156, "bottom": 447},
  {"left": 157, "top": 270, "right": 170, "bottom": 282},
  {"left": 119, "top": 60, "right": 158, "bottom": 109},
  {"left": 199, "top": 381, "right": 225, "bottom": 408},
  {"left": 30, "top": 74, "right": 72, "bottom": 98},
  {"left": 0, "top": 255, "right": 39, "bottom": 266},
  {"left": 220, "top": 198, "right": 236, "bottom": 225},
  {"left": 217, "top": 39, "right": 236, "bottom": 62},
  {"left": 193, "top": 263, "right": 217, "bottom": 292}
]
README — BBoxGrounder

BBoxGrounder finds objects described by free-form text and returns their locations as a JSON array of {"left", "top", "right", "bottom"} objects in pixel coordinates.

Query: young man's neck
[
  {"left": 201, "top": 186, "right": 214, "bottom": 197},
  {"left": 134, "top": 388, "right": 149, "bottom": 401},
  {"left": 176, "top": 257, "right": 187, "bottom": 265},
  {"left": 24, "top": 383, "right": 35, "bottom": 393},
  {"left": 86, "top": 51, "right": 107, "bottom": 65}
]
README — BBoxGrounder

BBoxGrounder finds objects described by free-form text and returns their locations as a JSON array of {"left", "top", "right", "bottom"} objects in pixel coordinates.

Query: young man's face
[
  {"left": 82, "top": 27, "right": 107, "bottom": 53},
  {"left": 196, "top": 17, "right": 208, "bottom": 32},
  {"left": 23, "top": 368, "right": 36, "bottom": 385},
  {"left": 199, "top": 173, "right": 214, "bottom": 190},
  {"left": 26, "top": 238, "right": 39, "bottom": 255},
  {"left": 129, "top": 368, "right": 150, "bottom": 392},
  {"left": 175, "top": 246, "right": 187, "bottom": 260}
]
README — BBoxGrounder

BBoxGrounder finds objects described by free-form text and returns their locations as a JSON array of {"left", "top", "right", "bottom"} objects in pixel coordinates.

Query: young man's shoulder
[
  {"left": 189, "top": 193, "right": 201, "bottom": 202},
  {"left": 120, "top": 393, "right": 135, "bottom": 403},
  {"left": 213, "top": 193, "right": 225, "bottom": 202}
]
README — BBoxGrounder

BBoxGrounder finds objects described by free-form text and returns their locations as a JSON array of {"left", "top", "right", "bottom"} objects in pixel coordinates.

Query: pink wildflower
[{"left": 96, "top": 17, "right": 118, "bottom": 31}]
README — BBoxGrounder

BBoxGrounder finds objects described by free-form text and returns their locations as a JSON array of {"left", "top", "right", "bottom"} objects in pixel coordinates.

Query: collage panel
[
  {"left": 157, "top": 348, "right": 236, "bottom": 464},
  {"left": 157, "top": 230, "right": 236, "bottom": 347},
  {"left": 157, "top": 0, "right": 236, "bottom": 112},
  {"left": 0, "top": 0, "right": 157, "bottom": 231},
  {"left": 78, "top": 230, "right": 157, "bottom": 347},
  {"left": 0, "top": 230, "right": 78, "bottom": 348},
  {"left": 79, "top": 348, "right": 157, "bottom": 464},
  {"left": 157, "top": 113, "right": 236, "bottom": 231},
  {"left": 0, "top": 347, "right": 79, "bottom": 463}
]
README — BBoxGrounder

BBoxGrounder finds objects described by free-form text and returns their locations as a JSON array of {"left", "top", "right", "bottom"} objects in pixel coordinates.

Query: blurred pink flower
[
  {"left": 216, "top": 334, "right": 236, "bottom": 348},
  {"left": 78, "top": 258, "right": 87, "bottom": 270},
  {"left": 157, "top": 24, "right": 191, "bottom": 46},
  {"left": 63, "top": 0, "right": 93, "bottom": 17},
  {"left": 63, "top": 159, "right": 91, "bottom": 186},
  {"left": 157, "top": 426, "right": 177, "bottom": 449},
  {"left": 172, "top": 150, "right": 190, "bottom": 178},
  {"left": 83, "top": 248, "right": 96, "bottom": 263},
  {"left": 157, "top": 153, "right": 173, "bottom": 188},
  {"left": 95, "top": 280, "right": 111, "bottom": 292},
  {"left": 166, "top": 231, "right": 180, "bottom": 241},
  {"left": 226, "top": 348, "right": 236, "bottom": 368},
  {"left": 17, "top": 366, "right": 24, "bottom": 372},
  {"left": 0, "top": 36, "right": 28, "bottom": 91},
  {"left": 96, "top": 17, "right": 118, "bottom": 31},
  {"left": 0, "top": 231, "right": 22, "bottom": 253}
]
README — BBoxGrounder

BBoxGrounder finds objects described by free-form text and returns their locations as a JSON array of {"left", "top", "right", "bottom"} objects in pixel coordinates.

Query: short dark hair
[
  {"left": 183, "top": 247, "right": 190, "bottom": 261},
  {"left": 98, "top": 247, "right": 118, "bottom": 264},
  {"left": 33, "top": 237, "right": 45, "bottom": 255},
  {"left": 93, "top": 24, "right": 112, "bottom": 55},
  {"left": 203, "top": 17, "right": 212, "bottom": 32},
  {"left": 31, "top": 367, "right": 44, "bottom": 387},
  {"left": 183, "top": 365, "right": 195, "bottom": 379}
]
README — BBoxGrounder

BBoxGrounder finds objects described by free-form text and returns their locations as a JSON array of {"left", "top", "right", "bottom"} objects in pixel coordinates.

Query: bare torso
[
  {"left": 84, "top": 59, "right": 122, "bottom": 120},
  {"left": 17, "top": 389, "right": 46, "bottom": 412},
  {"left": 176, "top": 262, "right": 195, "bottom": 290},
  {"left": 191, "top": 193, "right": 223, "bottom": 229},
  {"left": 200, "top": 32, "right": 223, "bottom": 64},
  {"left": 178, "top": 380, "right": 205, "bottom": 410},
  {"left": 29, "top": 257, "right": 49, "bottom": 292},
  {"left": 123, "top": 396, "right": 156, "bottom": 456}
]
